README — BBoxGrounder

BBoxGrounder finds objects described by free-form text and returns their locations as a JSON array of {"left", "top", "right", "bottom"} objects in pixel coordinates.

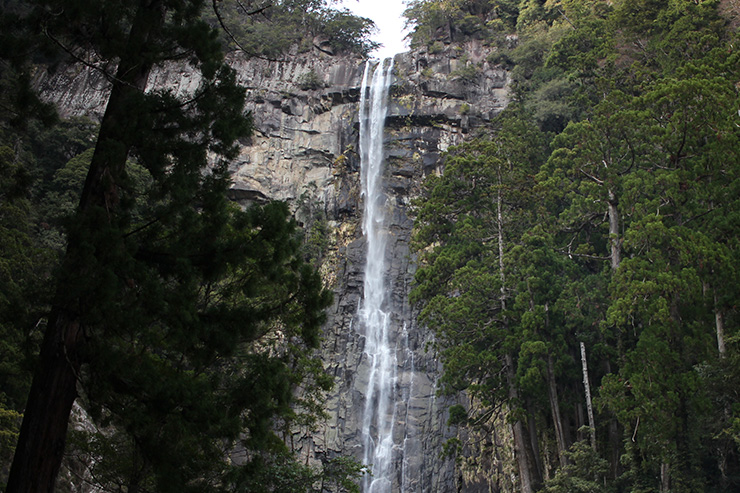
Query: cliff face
[{"left": 37, "top": 40, "right": 510, "bottom": 492}]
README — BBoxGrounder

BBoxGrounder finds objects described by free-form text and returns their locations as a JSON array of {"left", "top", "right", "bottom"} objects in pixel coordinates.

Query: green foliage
[
  {"left": 411, "top": 109, "right": 549, "bottom": 415},
  {"left": 68, "top": 429, "right": 366, "bottom": 493},
  {"left": 225, "top": 453, "right": 366, "bottom": 493},
  {"left": 0, "top": 119, "right": 99, "bottom": 440},
  {"left": 0, "top": 144, "right": 54, "bottom": 411},
  {"left": 543, "top": 439, "right": 613, "bottom": 493},
  {"left": 24, "top": 117, "right": 98, "bottom": 194},
  {"left": 449, "top": 61, "right": 481, "bottom": 82},
  {"left": 210, "top": 0, "right": 378, "bottom": 57},
  {"left": 0, "top": 406, "right": 22, "bottom": 482},
  {"left": 404, "top": 0, "right": 518, "bottom": 47},
  {"left": 297, "top": 70, "right": 323, "bottom": 91},
  {"left": 411, "top": 0, "right": 740, "bottom": 490},
  {"left": 64, "top": 196, "right": 334, "bottom": 490},
  {"left": 447, "top": 404, "right": 469, "bottom": 426},
  {"left": 322, "top": 9, "right": 378, "bottom": 55},
  {"left": 296, "top": 186, "right": 330, "bottom": 267},
  {"left": 429, "top": 40, "right": 445, "bottom": 54}
]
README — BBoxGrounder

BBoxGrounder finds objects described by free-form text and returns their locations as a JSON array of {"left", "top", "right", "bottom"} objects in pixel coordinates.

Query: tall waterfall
[{"left": 358, "top": 58, "right": 397, "bottom": 493}]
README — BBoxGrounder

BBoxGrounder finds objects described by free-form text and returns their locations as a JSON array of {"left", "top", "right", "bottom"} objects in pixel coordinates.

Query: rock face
[{"left": 36, "top": 40, "right": 510, "bottom": 492}]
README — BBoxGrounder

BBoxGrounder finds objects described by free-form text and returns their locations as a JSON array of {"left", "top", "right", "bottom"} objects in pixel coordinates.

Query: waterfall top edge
[{"left": 364, "top": 54, "right": 400, "bottom": 63}]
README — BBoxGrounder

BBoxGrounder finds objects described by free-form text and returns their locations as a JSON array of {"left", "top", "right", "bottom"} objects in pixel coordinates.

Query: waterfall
[{"left": 359, "top": 57, "right": 397, "bottom": 493}]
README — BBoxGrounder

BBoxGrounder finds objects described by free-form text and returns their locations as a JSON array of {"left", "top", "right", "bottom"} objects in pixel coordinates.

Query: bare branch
[
  {"left": 558, "top": 248, "right": 610, "bottom": 261},
  {"left": 557, "top": 7, "right": 577, "bottom": 29},
  {"left": 579, "top": 167, "right": 604, "bottom": 185},
  {"left": 235, "top": 0, "right": 271, "bottom": 16}
]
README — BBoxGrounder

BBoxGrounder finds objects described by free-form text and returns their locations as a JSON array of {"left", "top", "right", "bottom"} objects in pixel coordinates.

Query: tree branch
[
  {"left": 42, "top": 28, "right": 126, "bottom": 87},
  {"left": 580, "top": 167, "right": 604, "bottom": 185},
  {"left": 211, "top": 0, "right": 288, "bottom": 62},
  {"left": 558, "top": 248, "right": 610, "bottom": 261}
]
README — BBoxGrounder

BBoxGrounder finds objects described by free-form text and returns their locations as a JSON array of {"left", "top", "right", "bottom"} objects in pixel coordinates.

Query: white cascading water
[{"left": 359, "top": 57, "right": 396, "bottom": 493}]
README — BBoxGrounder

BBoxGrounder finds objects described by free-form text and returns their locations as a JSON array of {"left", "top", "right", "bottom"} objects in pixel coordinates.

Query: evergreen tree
[
  {"left": 2, "top": 0, "right": 334, "bottom": 491},
  {"left": 411, "top": 112, "right": 549, "bottom": 491}
]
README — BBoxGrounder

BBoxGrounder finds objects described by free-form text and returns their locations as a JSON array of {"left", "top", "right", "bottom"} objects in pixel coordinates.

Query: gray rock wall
[{"left": 36, "top": 40, "right": 511, "bottom": 492}]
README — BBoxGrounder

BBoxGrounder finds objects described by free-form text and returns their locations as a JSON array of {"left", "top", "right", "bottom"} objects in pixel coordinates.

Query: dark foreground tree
[{"left": 3, "top": 0, "right": 333, "bottom": 491}]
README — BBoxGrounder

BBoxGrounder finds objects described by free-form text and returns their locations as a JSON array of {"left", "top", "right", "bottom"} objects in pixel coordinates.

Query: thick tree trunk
[
  {"left": 506, "top": 354, "right": 534, "bottom": 493},
  {"left": 4, "top": 311, "right": 82, "bottom": 492},
  {"left": 5, "top": 2, "right": 163, "bottom": 491},
  {"left": 525, "top": 398, "right": 543, "bottom": 485},
  {"left": 660, "top": 462, "right": 671, "bottom": 492}
]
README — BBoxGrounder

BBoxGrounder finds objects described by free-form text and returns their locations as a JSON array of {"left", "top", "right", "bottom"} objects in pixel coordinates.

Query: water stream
[{"left": 358, "top": 57, "right": 397, "bottom": 493}]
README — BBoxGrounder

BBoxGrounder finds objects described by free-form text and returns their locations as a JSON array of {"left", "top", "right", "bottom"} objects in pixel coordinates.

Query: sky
[{"left": 339, "top": 0, "right": 410, "bottom": 59}]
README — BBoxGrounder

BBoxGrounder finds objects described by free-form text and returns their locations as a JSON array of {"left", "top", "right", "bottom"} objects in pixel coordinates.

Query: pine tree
[{"left": 3, "top": 0, "right": 333, "bottom": 491}]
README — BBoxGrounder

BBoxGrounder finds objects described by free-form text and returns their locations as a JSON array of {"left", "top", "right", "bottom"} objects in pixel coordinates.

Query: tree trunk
[
  {"left": 5, "top": 2, "right": 163, "bottom": 491},
  {"left": 525, "top": 398, "right": 543, "bottom": 486},
  {"left": 660, "top": 462, "right": 671, "bottom": 492},
  {"left": 547, "top": 354, "right": 568, "bottom": 468},
  {"left": 580, "top": 342, "right": 597, "bottom": 451},
  {"left": 5, "top": 311, "right": 82, "bottom": 492},
  {"left": 714, "top": 290, "right": 726, "bottom": 357},
  {"left": 607, "top": 189, "right": 620, "bottom": 272},
  {"left": 506, "top": 354, "right": 534, "bottom": 493},
  {"left": 606, "top": 185, "right": 621, "bottom": 476},
  {"left": 575, "top": 399, "right": 585, "bottom": 441},
  {"left": 496, "top": 165, "right": 533, "bottom": 493}
]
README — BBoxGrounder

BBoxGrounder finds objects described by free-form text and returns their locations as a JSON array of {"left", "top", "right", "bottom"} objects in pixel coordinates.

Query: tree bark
[
  {"left": 714, "top": 290, "right": 726, "bottom": 357},
  {"left": 506, "top": 354, "right": 534, "bottom": 493},
  {"left": 607, "top": 189, "right": 620, "bottom": 272},
  {"left": 660, "top": 462, "right": 671, "bottom": 492},
  {"left": 547, "top": 354, "right": 568, "bottom": 468},
  {"left": 4, "top": 311, "right": 82, "bottom": 492},
  {"left": 580, "top": 342, "right": 597, "bottom": 451},
  {"left": 525, "top": 398, "right": 543, "bottom": 486},
  {"left": 6, "top": 2, "right": 163, "bottom": 491}
]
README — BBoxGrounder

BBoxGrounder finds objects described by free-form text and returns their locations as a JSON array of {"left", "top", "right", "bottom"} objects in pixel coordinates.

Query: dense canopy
[{"left": 408, "top": 0, "right": 740, "bottom": 491}]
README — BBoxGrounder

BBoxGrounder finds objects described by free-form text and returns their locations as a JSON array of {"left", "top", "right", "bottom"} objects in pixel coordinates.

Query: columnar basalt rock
[{"left": 36, "top": 40, "right": 510, "bottom": 492}]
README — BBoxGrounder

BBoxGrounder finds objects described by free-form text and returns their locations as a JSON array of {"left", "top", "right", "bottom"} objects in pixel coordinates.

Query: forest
[
  {"left": 0, "top": 0, "right": 738, "bottom": 492},
  {"left": 406, "top": 0, "right": 740, "bottom": 492}
]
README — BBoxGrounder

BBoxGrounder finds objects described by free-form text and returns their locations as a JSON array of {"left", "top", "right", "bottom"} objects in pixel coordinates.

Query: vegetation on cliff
[
  {"left": 209, "top": 0, "right": 378, "bottom": 57},
  {"left": 408, "top": 0, "right": 740, "bottom": 491}
]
